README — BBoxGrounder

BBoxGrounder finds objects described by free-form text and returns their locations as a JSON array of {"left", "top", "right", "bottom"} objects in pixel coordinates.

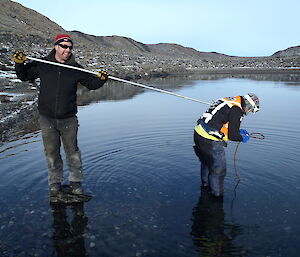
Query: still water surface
[{"left": 0, "top": 74, "right": 300, "bottom": 256}]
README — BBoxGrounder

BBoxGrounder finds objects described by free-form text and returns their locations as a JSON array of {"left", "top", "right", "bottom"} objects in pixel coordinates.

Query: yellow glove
[
  {"left": 13, "top": 51, "right": 27, "bottom": 64},
  {"left": 97, "top": 71, "right": 108, "bottom": 82}
]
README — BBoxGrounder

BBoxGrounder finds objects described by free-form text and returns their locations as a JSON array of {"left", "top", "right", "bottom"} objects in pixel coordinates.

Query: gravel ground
[{"left": 0, "top": 69, "right": 39, "bottom": 145}]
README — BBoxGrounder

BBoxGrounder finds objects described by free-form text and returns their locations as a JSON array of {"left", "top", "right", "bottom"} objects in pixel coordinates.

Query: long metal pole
[{"left": 27, "top": 56, "right": 211, "bottom": 105}]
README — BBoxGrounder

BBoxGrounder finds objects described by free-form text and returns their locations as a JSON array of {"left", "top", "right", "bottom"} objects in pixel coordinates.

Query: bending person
[{"left": 194, "top": 94, "right": 260, "bottom": 197}]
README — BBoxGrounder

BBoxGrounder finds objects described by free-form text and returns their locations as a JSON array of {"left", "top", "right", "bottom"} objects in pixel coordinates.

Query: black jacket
[
  {"left": 15, "top": 49, "right": 106, "bottom": 119},
  {"left": 197, "top": 97, "right": 246, "bottom": 141}
]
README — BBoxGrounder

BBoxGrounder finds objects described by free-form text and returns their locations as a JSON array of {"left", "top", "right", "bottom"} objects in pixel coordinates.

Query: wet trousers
[
  {"left": 39, "top": 115, "right": 83, "bottom": 185},
  {"left": 194, "top": 131, "right": 226, "bottom": 196}
]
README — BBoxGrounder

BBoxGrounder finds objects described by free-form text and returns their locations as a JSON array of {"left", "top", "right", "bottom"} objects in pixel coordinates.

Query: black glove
[
  {"left": 97, "top": 71, "right": 108, "bottom": 82},
  {"left": 13, "top": 51, "right": 27, "bottom": 64}
]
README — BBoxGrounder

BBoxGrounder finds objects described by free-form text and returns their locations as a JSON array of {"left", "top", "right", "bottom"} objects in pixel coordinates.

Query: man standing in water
[
  {"left": 194, "top": 94, "right": 260, "bottom": 197},
  {"left": 13, "top": 34, "right": 109, "bottom": 202}
]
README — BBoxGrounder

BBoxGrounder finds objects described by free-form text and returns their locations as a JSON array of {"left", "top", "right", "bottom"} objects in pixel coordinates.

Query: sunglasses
[{"left": 58, "top": 43, "right": 73, "bottom": 50}]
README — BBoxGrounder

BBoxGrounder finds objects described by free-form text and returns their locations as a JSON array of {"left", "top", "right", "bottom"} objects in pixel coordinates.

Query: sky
[{"left": 13, "top": 0, "right": 300, "bottom": 57}]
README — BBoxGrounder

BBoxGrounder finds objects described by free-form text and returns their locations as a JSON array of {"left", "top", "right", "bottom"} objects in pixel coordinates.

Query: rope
[
  {"left": 233, "top": 132, "right": 265, "bottom": 180},
  {"left": 26, "top": 56, "right": 211, "bottom": 105},
  {"left": 231, "top": 132, "right": 264, "bottom": 221}
]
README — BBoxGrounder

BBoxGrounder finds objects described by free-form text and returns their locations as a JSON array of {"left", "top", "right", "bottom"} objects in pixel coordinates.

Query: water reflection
[
  {"left": 2, "top": 72, "right": 300, "bottom": 146},
  {"left": 1, "top": 73, "right": 300, "bottom": 256},
  {"left": 191, "top": 187, "right": 245, "bottom": 257},
  {"left": 76, "top": 76, "right": 199, "bottom": 106},
  {"left": 227, "top": 73, "right": 300, "bottom": 85},
  {"left": 50, "top": 202, "right": 88, "bottom": 257},
  {"left": 64, "top": 72, "right": 300, "bottom": 108}
]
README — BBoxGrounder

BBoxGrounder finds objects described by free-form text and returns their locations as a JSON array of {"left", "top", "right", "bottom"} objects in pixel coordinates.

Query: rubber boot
[
  {"left": 209, "top": 173, "right": 225, "bottom": 197},
  {"left": 70, "top": 182, "right": 83, "bottom": 195},
  {"left": 200, "top": 164, "right": 209, "bottom": 187},
  {"left": 49, "top": 183, "right": 62, "bottom": 197}
]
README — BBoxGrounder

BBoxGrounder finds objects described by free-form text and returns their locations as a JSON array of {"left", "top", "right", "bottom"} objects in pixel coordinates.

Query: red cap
[{"left": 54, "top": 34, "right": 73, "bottom": 44}]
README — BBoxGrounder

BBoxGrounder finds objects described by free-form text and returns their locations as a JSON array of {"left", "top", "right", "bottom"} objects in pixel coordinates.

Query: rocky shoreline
[
  {"left": 1, "top": 44, "right": 300, "bottom": 146},
  {"left": 1, "top": 0, "right": 300, "bottom": 146}
]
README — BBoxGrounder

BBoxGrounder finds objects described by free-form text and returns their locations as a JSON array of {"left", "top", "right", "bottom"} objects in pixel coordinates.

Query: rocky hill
[
  {"left": 0, "top": 0, "right": 300, "bottom": 78},
  {"left": 0, "top": 0, "right": 64, "bottom": 43},
  {"left": 1, "top": 0, "right": 300, "bottom": 145},
  {"left": 272, "top": 45, "right": 300, "bottom": 57},
  {"left": 0, "top": 0, "right": 226, "bottom": 58}
]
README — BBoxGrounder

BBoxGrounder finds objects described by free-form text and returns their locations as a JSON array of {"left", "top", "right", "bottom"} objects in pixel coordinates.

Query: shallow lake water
[{"left": 0, "top": 73, "right": 300, "bottom": 257}]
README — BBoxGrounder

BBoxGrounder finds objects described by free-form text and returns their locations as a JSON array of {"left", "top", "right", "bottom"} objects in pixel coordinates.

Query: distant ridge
[
  {"left": 272, "top": 45, "right": 300, "bottom": 57},
  {"left": 147, "top": 43, "right": 231, "bottom": 58},
  {"left": 1, "top": 0, "right": 297, "bottom": 58},
  {"left": 1, "top": 0, "right": 300, "bottom": 76},
  {"left": 0, "top": 0, "right": 65, "bottom": 37},
  {"left": 0, "top": 0, "right": 227, "bottom": 58}
]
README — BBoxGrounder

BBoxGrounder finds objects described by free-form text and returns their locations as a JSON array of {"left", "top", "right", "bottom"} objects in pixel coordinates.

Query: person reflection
[
  {"left": 50, "top": 202, "right": 88, "bottom": 257},
  {"left": 191, "top": 187, "right": 245, "bottom": 257}
]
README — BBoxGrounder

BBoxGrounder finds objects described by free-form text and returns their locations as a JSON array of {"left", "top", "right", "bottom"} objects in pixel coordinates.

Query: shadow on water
[
  {"left": 50, "top": 202, "right": 89, "bottom": 257},
  {"left": 191, "top": 187, "right": 246, "bottom": 257}
]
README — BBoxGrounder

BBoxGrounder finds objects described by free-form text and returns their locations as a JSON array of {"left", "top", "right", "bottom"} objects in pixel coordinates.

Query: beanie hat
[{"left": 54, "top": 34, "right": 73, "bottom": 45}]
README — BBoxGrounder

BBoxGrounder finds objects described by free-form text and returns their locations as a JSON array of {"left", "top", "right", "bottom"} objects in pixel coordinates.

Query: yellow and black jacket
[{"left": 195, "top": 96, "right": 245, "bottom": 142}]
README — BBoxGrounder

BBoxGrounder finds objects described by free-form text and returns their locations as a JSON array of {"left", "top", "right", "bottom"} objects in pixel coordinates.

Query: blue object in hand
[{"left": 240, "top": 129, "right": 250, "bottom": 143}]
